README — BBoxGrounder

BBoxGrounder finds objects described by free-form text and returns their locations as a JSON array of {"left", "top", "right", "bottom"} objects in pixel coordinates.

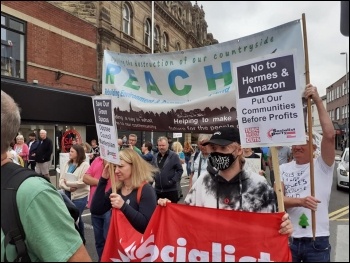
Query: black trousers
[
  {"left": 156, "top": 190, "right": 179, "bottom": 204},
  {"left": 27, "top": 160, "right": 36, "bottom": 170}
]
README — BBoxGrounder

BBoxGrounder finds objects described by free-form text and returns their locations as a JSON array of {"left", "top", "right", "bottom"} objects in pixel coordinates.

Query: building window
[
  {"left": 144, "top": 19, "right": 151, "bottom": 48},
  {"left": 1, "top": 13, "right": 25, "bottom": 79},
  {"left": 122, "top": 3, "right": 131, "bottom": 35},
  {"left": 343, "top": 82, "right": 346, "bottom": 95},
  {"left": 162, "top": 32, "right": 168, "bottom": 51},
  {"left": 336, "top": 107, "right": 340, "bottom": 120},
  {"left": 154, "top": 26, "right": 159, "bottom": 46}
]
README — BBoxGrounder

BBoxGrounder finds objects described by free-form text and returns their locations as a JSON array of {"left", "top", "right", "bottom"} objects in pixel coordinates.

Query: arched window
[
  {"left": 122, "top": 3, "right": 131, "bottom": 35},
  {"left": 162, "top": 32, "right": 168, "bottom": 51},
  {"left": 144, "top": 19, "right": 151, "bottom": 47},
  {"left": 154, "top": 26, "right": 159, "bottom": 45}
]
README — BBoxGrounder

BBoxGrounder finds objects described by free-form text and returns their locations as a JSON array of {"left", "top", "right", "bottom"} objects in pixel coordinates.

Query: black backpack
[{"left": 1, "top": 162, "right": 84, "bottom": 262}]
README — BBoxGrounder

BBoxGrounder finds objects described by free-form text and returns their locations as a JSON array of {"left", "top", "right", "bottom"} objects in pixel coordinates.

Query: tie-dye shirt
[{"left": 185, "top": 164, "right": 276, "bottom": 213}]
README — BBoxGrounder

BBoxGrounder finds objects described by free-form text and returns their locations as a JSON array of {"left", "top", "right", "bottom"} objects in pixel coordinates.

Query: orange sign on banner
[{"left": 102, "top": 203, "right": 292, "bottom": 262}]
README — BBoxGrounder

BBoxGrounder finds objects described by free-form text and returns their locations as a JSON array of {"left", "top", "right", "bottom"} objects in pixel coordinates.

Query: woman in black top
[{"left": 90, "top": 148, "right": 158, "bottom": 233}]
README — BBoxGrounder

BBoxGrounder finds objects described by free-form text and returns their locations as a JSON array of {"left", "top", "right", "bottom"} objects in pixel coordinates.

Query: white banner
[
  {"left": 102, "top": 20, "right": 304, "bottom": 133},
  {"left": 92, "top": 96, "right": 120, "bottom": 164},
  {"left": 173, "top": 133, "right": 182, "bottom": 138}
]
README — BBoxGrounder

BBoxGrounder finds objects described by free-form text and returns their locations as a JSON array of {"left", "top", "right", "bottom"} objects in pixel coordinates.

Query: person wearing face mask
[{"left": 158, "top": 127, "right": 293, "bottom": 236}]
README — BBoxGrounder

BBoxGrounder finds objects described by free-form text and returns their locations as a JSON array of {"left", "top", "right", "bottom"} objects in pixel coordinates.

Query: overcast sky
[{"left": 195, "top": 1, "right": 349, "bottom": 96}]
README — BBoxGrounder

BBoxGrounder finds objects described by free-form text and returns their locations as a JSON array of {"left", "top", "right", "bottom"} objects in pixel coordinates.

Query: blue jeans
[
  {"left": 185, "top": 156, "right": 191, "bottom": 176},
  {"left": 92, "top": 210, "right": 111, "bottom": 262},
  {"left": 290, "top": 236, "right": 331, "bottom": 262},
  {"left": 72, "top": 196, "right": 88, "bottom": 240}
]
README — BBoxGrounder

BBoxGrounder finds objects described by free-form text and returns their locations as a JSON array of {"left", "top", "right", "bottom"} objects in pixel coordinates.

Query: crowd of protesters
[{"left": 3, "top": 83, "right": 335, "bottom": 262}]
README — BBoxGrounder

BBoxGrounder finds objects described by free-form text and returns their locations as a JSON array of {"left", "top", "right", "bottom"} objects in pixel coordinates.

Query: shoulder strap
[
  {"left": 197, "top": 155, "right": 202, "bottom": 178},
  {"left": 137, "top": 181, "right": 147, "bottom": 204},
  {"left": 194, "top": 151, "right": 200, "bottom": 162},
  {"left": 1, "top": 162, "right": 48, "bottom": 262}
]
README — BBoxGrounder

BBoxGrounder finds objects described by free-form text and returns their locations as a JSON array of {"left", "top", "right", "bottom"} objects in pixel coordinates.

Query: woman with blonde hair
[
  {"left": 14, "top": 134, "right": 29, "bottom": 167},
  {"left": 90, "top": 148, "right": 158, "bottom": 234}
]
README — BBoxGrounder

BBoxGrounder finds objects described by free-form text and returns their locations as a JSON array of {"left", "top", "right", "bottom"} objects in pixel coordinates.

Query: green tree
[{"left": 299, "top": 213, "right": 309, "bottom": 228}]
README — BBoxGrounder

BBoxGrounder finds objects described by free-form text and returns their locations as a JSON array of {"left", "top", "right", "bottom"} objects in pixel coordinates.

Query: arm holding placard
[{"left": 90, "top": 162, "right": 116, "bottom": 215}]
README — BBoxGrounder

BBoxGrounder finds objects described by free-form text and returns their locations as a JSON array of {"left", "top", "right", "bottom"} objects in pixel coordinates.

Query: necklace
[{"left": 123, "top": 185, "right": 133, "bottom": 191}]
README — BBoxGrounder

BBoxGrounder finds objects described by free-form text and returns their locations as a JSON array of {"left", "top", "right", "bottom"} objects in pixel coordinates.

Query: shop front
[{"left": 1, "top": 78, "right": 97, "bottom": 171}]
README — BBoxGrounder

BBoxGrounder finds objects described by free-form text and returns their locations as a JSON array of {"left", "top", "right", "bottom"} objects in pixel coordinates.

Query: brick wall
[{"left": 2, "top": 1, "right": 97, "bottom": 95}]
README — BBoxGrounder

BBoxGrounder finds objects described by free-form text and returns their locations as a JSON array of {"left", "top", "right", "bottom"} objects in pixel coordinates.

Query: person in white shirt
[
  {"left": 189, "top": 133, "right": 211, "bottom": 188},
  {"left": 280, "top": 84, "right": 335, "bottom": 262}
]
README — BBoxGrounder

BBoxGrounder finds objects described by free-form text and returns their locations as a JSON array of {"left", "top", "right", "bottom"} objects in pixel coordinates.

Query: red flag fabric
[{"left": 102, "top": 204, "right": 292, "bottom": 262}]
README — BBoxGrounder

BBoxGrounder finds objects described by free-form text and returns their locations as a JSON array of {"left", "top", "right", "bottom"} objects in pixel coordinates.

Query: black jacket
[
  {"left": 152, "top": 150, "right": 183, "bottom": 193},
  {"left": 35, "top": 138, "right": 53, "bottom": 163},
  {"left": 27, "top": 140, "right": 40, "bottom": 161}
]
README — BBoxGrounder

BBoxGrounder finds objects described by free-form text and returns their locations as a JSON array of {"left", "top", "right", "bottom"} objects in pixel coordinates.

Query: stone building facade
[
  {"left": 47, "top": 1, "right": 218, "bottom": 144},
  {"left": 49, "top": 1, "right": 218, "bottom": 95}
]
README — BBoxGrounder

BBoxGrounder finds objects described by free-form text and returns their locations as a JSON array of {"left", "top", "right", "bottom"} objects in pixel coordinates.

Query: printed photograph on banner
[
  {"left": 234, "top": 50, "right": 306, "bottom": 148},
  {"left": 101, "top": 20, "right": 304, "bottom": 133},
  {"left": 92, "top": 96, "right": 120, "bottom": 164}
]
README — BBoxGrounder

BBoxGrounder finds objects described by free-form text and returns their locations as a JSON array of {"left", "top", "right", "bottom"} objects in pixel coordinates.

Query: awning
[{"left": 1, "top": 78, "right": 95, "bottom": 125}]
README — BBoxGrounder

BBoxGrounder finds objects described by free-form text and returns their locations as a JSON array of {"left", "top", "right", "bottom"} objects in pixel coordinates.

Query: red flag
[{"left": 102, "top": 204, "right": 292, "bottom": 262}]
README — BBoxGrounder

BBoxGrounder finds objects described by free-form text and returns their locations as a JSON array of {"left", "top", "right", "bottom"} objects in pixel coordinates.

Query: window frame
[
  {"left": 144, "top": 19, "right": 151, "bottom": 48},
  {"left": 122, "top": 3, "right": 131, "bottom": 35},
  {"left": 162, "top": 32, "right": 168, "bottom": 51},
  {"left": 1, "top": 12, "right": 26, "bottom": 80}
]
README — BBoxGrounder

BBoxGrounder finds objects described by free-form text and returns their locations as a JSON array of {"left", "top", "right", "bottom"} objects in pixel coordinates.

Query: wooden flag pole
[
  {"left": 271, "top": 147, "right": 284, "bottom": 212},
  {"left": 302, "top": 13, "right": 316, "bottom": 240},
  {"left": 109, "top": 162, "right": 116, "bottom": 194}
]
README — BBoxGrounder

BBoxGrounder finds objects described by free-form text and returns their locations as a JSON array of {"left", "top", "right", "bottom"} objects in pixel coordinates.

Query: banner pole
[
  {"left": 271, "top": 147, "right": 284, "bottom": 212},
  {"left": 109, "top": 162, "right": 116, "bottom": 194},
  {"left": 302, "top": 13, "right": 316, "bottom": 240}
]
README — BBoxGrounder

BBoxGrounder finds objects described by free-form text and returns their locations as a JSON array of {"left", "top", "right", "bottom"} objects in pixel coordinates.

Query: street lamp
[{"left": 340, "top": 52, "right": 349, "bottom": 147}]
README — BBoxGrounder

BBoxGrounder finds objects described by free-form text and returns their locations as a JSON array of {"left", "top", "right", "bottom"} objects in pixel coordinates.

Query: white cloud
[{"left": 195, "top": 1, "right": 349, "bottom": 96}]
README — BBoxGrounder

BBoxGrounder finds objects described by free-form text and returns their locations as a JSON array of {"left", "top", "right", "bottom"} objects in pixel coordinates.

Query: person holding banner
[
  {"left": 90, "top": 148, "right": 158, "bottom": 234},
  {"left": 83, "top": 156, "right": 112, "bottom": 262},
  {"left": 158, "top": 127, "right": 293, "bottom": 236},
  {"left": 280, "top": 84, "right": 335, "bottom": 262}
]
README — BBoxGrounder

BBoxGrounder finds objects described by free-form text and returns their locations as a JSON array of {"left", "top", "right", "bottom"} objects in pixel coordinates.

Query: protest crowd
[{"left": 2, "top": 80, "right": 336, "bottom": 262}]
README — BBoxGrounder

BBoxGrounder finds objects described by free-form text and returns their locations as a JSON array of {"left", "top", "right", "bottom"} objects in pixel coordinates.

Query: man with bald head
[{"left": 35, "top": 129, "right": 53, "bottom": 179}]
